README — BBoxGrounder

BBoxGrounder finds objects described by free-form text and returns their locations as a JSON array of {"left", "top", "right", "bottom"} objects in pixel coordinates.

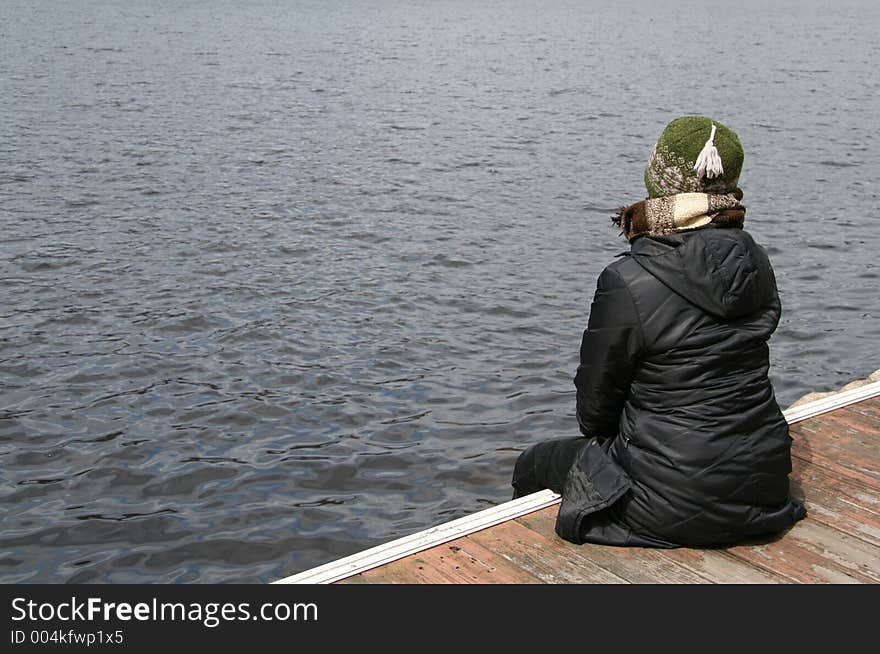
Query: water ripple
[{"left": 1, "top": 0, "right": 877, "bottom": 583}]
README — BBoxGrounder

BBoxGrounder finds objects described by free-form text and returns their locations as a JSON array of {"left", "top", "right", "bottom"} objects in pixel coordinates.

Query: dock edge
[{"left": 273, "top": 379, "right": 880, "bottom": 584}]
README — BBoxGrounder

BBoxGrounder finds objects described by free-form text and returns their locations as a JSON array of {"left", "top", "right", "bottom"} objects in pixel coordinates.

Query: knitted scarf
[{"left": 613, "top": 189, "right": 745, "bottom": 242}]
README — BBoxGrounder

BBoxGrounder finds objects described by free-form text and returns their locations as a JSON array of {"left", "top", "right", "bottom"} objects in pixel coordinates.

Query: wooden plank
[
  {"left": 467, "top": 518, "right": 629, "bottom": 584},
  {"left": 518, "top": 505, "right": 788, "bottom": 584},
  {"left": 358, "top": 536, "right": 545, "bottom": 584},
  {"left": 803, "top": 395, "right": 878, "bottom": 429},
  {"left": 723, "top": 520, "right": 880, "bottom": 584},
  {"left": 790, "top": 457, "right": 880, "bottom": 546},
  {"left": 819, "top": 401, "right": 880, "bottom": 435},
  {"left": 655, "top": 547, "right": 790, "bottom": 584},
  {"left": 337, "top": 573, "right": 371, "bottom": 584},
  {"left": 845, "top": 394, "right": 880, "bottom": 420},
  {"left": 420, "top": 539, "right": 547, "bottom": 584},
  {"left": 516, "top": 507, "right": 712, "bottom": 584},
  {"left": 791, "top": 415, "right": 880, "bottom": 490}
]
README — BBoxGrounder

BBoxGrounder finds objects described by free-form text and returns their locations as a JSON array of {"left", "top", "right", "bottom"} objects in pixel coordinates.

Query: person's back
[{"left": 512, "top": 116, "right": 806, "bottom": 548}]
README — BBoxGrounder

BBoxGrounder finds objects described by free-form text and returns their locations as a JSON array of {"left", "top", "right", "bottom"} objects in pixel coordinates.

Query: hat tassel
[{"left": 693, "top": 123, "right": 724, "bottom": 179}]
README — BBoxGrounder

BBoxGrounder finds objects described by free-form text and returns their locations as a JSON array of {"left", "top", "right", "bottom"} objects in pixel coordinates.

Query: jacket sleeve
[{"left": 575, "top": 265, "right": 643, "bottom": 441}]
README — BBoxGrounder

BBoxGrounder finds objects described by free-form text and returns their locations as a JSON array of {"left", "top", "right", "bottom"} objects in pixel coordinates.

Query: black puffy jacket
[{"left": 557, "top": 226, "right": 806, "bottom": 547}]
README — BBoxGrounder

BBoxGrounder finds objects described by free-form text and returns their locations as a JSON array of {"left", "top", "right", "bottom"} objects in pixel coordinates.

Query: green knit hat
[{"left": 644, "top": 116, "right": 744, "bottom": 198}]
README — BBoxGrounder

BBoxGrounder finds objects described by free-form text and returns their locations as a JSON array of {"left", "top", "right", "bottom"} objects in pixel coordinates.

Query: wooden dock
[{"left": 276, "top": 381, "right": 880, "bottom": 584}]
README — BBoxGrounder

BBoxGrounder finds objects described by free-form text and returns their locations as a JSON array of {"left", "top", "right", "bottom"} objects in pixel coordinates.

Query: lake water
[{"left": 1, "top": 0, "right": 878, "bottom": 582}]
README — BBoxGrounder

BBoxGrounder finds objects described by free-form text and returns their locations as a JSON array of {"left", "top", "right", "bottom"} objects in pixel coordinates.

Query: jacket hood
[{"left": 629, "top": 227, "right": 776, "bottom": 319}]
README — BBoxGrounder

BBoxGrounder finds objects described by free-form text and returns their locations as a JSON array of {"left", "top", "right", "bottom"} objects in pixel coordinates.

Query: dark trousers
[{"left": 511, "top": 437, "right": 587, "bottom": 499}]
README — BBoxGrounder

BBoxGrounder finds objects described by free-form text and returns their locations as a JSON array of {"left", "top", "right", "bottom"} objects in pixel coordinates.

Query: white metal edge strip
[
  {"left": 781, "top": 379, "right": 880, "bottom": 424},
  {"left": 272, "top": 489, "right": 561, "bottom": 584},
  {"left": 274, "top": 377, "right": 880, "bottom": 585}
]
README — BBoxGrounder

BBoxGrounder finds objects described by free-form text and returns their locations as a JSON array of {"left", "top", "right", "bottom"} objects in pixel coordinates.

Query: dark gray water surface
[{"left": 2, "top": 0, "right": 878, "bottom": 582}]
